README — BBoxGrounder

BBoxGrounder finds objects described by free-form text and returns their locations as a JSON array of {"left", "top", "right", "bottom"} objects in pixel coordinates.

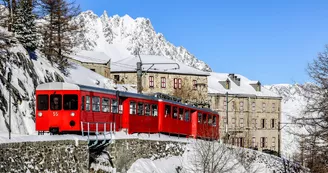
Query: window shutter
[{"left": 265, "top": 137, "right": 268, "bottom": 148}]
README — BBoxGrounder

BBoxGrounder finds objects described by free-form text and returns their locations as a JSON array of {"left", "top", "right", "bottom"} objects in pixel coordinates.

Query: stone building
[
  {"left": 110, "top": 55, "right": 210, "bottom": 105},
  {"left": 69, "top": 50, "right": 111, "bottom": 78},
  {"left": 208, "top": 73, "right": 282, "bottom": 154}
]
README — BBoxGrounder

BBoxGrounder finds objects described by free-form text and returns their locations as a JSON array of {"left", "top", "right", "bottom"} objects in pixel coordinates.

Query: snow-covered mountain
[
  {"left": 70, "top": 10, "right": 212, "bottom": 72},
  {"left": 265, "top": 84, "right": 308, "bottom": 159}
]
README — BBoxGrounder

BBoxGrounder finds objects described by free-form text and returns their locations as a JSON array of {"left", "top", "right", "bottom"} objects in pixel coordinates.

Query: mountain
[
  {"left": 70, "top": 10, "right": 212, "bottom": 72},
  {"left": 265, "top": 84, "right": 308, "bottom": 159}
]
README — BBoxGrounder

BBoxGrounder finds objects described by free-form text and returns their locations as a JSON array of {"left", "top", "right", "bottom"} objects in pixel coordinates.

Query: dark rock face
[{"left": 0, "top": 140, "right": 89, "bottom": 173}]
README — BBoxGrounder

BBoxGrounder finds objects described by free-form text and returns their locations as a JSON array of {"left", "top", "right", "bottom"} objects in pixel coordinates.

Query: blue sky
[{"left": 79, "top": 0, "right": 328, "bottom": 85}]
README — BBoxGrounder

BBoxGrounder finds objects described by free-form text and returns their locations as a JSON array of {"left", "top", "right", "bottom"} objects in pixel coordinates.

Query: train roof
[{"left": 36, "top": 82, "right": 218, "bottom": 115}]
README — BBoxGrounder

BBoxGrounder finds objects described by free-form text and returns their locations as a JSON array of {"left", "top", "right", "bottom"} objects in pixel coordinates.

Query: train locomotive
[{"left": 35, "top": 82, "right": 219, "bottom": 140}]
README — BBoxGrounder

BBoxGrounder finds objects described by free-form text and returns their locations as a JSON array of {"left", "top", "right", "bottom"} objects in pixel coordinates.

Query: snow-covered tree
[{"left": 12, "top": 0, "right": 38, "bottom": 51}]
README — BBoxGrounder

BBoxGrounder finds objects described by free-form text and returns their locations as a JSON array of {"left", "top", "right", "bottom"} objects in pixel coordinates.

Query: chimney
[
  {"left": 228, "top": 73, "right": 235, "bottom": 80},
  {"left": 235, "top": 78, "right": 241, "bottom": 86}
]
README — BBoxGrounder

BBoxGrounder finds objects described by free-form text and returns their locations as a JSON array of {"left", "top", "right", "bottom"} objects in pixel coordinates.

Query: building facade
[
  {"left": 110, "top": 55, "right": 210, "bottom": 105},
  {"left": 208, "top": 73, "right": 282, "bottom": 154},
  {"left": 69, "top": 51, "right": 111, "bottom": 78}
]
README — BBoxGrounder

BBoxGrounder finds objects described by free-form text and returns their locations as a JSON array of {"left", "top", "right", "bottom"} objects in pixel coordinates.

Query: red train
[{"left": 35, "top": 82, "right": 219, "bottom": 140}]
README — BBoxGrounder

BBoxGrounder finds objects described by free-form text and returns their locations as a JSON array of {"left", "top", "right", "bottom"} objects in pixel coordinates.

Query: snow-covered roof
[
  {"left": 208, "top": 72, "right": 281, "bottom": 98},
  {"left": 69, "top": 50, "right": 111, "bottom": 64},
  {"left": 111, "top": 55, "right": 210, "bottom": 76}
]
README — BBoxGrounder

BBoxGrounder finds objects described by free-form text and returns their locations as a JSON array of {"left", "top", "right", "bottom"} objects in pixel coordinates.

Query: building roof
[
  {"left": 69, "top": 50, "right": 111, "bottom": 64},
  {"left": 111, "top": 55, "right": 210, "bottom": 76},
  {"left": 208, "top": 72, "right": 281, "bottom": 99}
]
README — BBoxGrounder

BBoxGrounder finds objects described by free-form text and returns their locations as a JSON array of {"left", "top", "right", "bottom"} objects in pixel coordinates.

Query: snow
[
  {"left": 69, "top": 50, "right": 110, "bottom": 64},
  {"left": 208, "top": 72, "right": 281, "bottom": 98}
]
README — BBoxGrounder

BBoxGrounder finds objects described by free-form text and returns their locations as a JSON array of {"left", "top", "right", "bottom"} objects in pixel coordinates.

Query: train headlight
[
  {"left": 70, "top": 112, "right": 75, "bottom": 117},
  {"left": 38, "top": 112, "right": 42, "bottom": 117}
]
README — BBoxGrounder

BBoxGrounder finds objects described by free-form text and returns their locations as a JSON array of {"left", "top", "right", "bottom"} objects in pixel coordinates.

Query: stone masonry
[{"left": 0, "top": 140, "right": 89, "bottom": 173}]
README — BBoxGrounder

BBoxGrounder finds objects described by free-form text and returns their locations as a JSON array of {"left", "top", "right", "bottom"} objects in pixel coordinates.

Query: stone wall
[
  {"left": 0, "top": 140, "right": 89, "bottom": 173},
  {"left": 91, "top": 139, "right": 187, "bottom": 173}
]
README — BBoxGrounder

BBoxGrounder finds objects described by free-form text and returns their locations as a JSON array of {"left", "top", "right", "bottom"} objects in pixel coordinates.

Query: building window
[
  {"left": 260, "top": 137, "right": 267, "bottom": 148},
  {"left": 261, "top": 119, "right": 266, "bottom": 128},
  {"left": 252, "top": 137, "right": 256, "bottom": 148},
  {"left": 239, "top": 101, "right": 244, "bottom": 112},
  {"left": 232, "top": 118, "right": 236, "bottom": 128},
  {"left": 178, "top": 78, "right": 182, "bottom": 89},
  {"left": 193, "top": 80, "right": 197, "bottom": 90},
  {"left": 262, "top": 102, "right": 266, "bottom": 112},
  {"left": 111, "top": 99, "right": 118, "bottom": 113},
  {"left": 149, "top": 76, "right": 154, "bottom": 88},
  {"left": 161, "top": 77, "right": 166, "bottom": 88},
  {"left": 252, "top": 102, "right": 256, "bottom": 112},
  {"left": 86, "top": 96, "right": 90, "bottom": 111},
  {"left": 272, "top": 103, "right": 276, "bottom": 112},
  {"left": 223, "top": 98, "right": 227, "bottom": 110},
  {"left": 252, "top": 119, "right": 256, "bottom": 128},
  {"left": 239, "top": 137, "right": 244, "bottom": 147},
  {"left": 114, "top": 75, "right": 120, "bottom": 83},
  {"left": 225, "top": 79, "right": 230, "bottom": 89},
  {"left": 272, "top": 137, "right": 276, "bottom": 148},
  {"left": 231, "top": 101, "right": 235, "bottom": 111},
  {"left": 174, "top": 78, "right": 178, "bottom": 89},
  {"left": 240, "top": 118, "right": 244, "bottom": 128},
  {"left": 271, "top": 119, "right": 275, "bottom": 128}
]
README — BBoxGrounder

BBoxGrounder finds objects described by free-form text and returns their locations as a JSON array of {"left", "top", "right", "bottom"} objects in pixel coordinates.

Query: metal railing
[{"left": 81, "top": 121, "right": 116, "bottom": 149}]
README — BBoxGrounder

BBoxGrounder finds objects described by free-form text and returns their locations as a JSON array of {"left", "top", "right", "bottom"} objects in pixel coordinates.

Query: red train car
[{"left": 35, "top": 82, "right": 219, "bottom": 140}]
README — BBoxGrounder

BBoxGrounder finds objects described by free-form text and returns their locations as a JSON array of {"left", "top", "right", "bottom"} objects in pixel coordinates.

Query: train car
[
  {"left": 158, "top": 99, "right": 220, "bottom": 140},
  {"left": 35, "top": 82, "right": 121, "bottom": 134},
  {"left": 119, "top": 91, "right": 159, "bottom": 134}
]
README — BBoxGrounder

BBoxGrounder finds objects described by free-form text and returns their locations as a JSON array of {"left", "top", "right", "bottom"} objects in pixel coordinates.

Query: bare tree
[
  {"left": 38, "top": 0, "right": 80, "bottom": 75},
  {"left": 183, "top": 140, "right": 240, "bottom": 173},
  {"left": 293, "top": 45, "right": 328, "bottom": 173}
]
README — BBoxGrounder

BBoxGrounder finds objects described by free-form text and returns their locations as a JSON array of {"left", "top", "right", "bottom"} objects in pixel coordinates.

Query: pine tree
[
  {"left": 39, "top": 0, "right": 80, "bottom": 75},
  {"left": 12, "top": 0, "right": 38, "bottom": 52}
]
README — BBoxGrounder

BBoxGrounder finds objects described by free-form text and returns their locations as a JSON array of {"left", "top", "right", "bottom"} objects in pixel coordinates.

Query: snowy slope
[
  {"left": 70, "top": 10, "right": 211, "bottom": 72},
  {"left": 265, "top": 84, "right": 308, "bottom": 159},
  {"left": 0, "top": 27, "right": 135, "bottom": 136}
]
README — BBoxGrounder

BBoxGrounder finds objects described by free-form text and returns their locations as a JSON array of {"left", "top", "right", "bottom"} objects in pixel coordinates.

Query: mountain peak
[{"left": 73, "top": 10, "right": 212, "bottom": 72}]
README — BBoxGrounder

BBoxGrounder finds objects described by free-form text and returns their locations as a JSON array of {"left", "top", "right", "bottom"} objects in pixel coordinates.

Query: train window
[
  {"left": 185, "top": 110, "right": 190, "bottom": 122},
  {"left": 92, "top": 96, "right": 100, "bottom": 112},
  {"left": 137, "top": 102, "right": 144, "bottom": 115},
  {"left": 63, "top": 94, "right": 78, "bottom": 110},
  {"left": 179, "top": 108, "right": 184, "bottom": 120},
  {"left": 202, "top": 114, "right": 207, "bottom": 124},
  {"left": 37, "top": 95, "right": 48, "bottom": 110},
  {"left": 208, "top": 114, "right": 213, "bottom": 125},
  {"left": 145, "top": 104, "right": 151, "bottom": 116},
  {"left": 198, "top": 113, "right": 202, "bottom": 123},
  {"left": 102, "top": 98, "right": 110, "bottom": 112},
  {"left": 119, "top": 100, "right": 123, "bottom": 114},
  {"left": 81, "top": 96, "right": 85, "bottom": 110},
  {"left": 130, "top": 101, "right": 136, "bottom": 114},
  {"left": 111, "top": 99, "right": 118, "bottom": 113},
  {"left": 50, "top": 94, "right": 62, "bottom": 110},
  {"left": 213, "top": 116, "right": 217, "bottom": 126},
  {"left": 173, "top": 107, "right": 178, "bottom": 119},
  {"left": 165, "top": 105, "right": 171, "bottom": 117},
  {"left": 86, "top": 96, "right": 90, "bottom": 111},
  {"left": 152, "top": 105, "right": 158, "bottom": 116}
]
